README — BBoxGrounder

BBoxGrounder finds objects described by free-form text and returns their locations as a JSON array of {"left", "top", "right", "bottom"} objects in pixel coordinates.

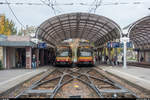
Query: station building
[{"left": 0, "top": 35, "right": 55, "bottom": 69}]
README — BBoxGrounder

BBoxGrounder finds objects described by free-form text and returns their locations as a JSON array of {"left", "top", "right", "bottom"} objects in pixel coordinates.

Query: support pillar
[
  {"left": 115, "top": 48, "right": 118, "bottom": 57},
  {"left": 115, "top": 48, "right": 118, "bottom": 65},
  {"left": 3, "top": 47, "right": 6, "bottom": 69},
  {"left": 97, "top": 49, "right": 99, "bottom": 57},
  {"left": 103, "top": 47, "right": 106, "bottom": 63},
  {"left": 104, "top": 48, "right": 106, "bottom": 57},
  {"left": 108, "top": 48, "right": 111, "bottom": 60},
  {"left": 121, "top": 36, "right": 129, "bottom": 69},
  {"left": 26, "top": 47, "right": 32, "bottom": 69},
  {"left": 35, "top": 49, "right": 39, "bottom": 67},
  {"left": 123, "top": 41, "right": 127, "bottom": 68},
  {"left": 144, "top": 51, "right": 146, "bottom": 62},
  {"left": 100, "top": 49, "right": 102, "bottom": 62},
  {"left": 40, "top": 49, "right": 44, "bottom": 65},
  {"left": 137, "top": 50, "right": 139, "bottom": 62},
  {"left": 6, "top": 47, "right": 10, "bottom": 69}
]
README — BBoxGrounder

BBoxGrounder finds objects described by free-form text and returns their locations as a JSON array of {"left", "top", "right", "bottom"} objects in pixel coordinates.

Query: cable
[
  {"left": 88, "top": 0, "right": 103, "bottom": 13},
  {"left": 94, "top": 0, "right": 103, "bottom": 13},
  {"left": 40, "top": 0, "right": 58, "bottom": 15},
  {"left": 88, "top": 0, "right": 97, "bottom": 13},
  {"left": 0, "top": 1, "right": 144, "bottom": 6},
  {"left": 5, "top": 0, "right": 25, "bottom": 28}
]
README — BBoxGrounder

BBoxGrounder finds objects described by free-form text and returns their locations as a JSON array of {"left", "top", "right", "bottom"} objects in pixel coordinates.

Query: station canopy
[
  {"left": 128, "top": 16, "right": 150, "bottom": 49},
  {"left": 37, "top": 12, "right": 122, "bottom": 47}
]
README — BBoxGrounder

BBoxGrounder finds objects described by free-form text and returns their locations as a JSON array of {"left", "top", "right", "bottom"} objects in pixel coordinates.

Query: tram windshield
[
  {"left": 57, "top": 51, "right": 69, "bottom": 57},
  {"left": 80, "top": 51, "right": 92, "bottom": 57}
]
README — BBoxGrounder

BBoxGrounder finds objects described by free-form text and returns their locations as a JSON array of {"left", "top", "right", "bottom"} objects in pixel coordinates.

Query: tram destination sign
[{"left": 38, "top": 43, "right": 47, "bottom": 48}]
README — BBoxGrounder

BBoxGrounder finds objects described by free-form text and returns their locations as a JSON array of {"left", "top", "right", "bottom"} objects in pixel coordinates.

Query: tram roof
[
  {"left": 37, "top": 12, "right": 122, "bottom": 47},
  {"left": 128, "top": 16, "right": 150, "bottom": 49}
]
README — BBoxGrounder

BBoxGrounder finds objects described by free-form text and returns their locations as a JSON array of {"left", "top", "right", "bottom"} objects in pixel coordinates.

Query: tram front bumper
[
  {"left": 77, "top": 61, "right": 93, "bottom": 65},
  {"left": 55, "top": 61, "right": 72, "bottom": 65}
]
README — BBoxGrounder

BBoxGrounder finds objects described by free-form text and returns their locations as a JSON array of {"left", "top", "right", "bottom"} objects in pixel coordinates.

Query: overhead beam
[
  {"left": 37, "top": 27, "right": 58, "bottom": 44},
  {"left": 56, "top": 16, "right": 67, "bottom": 40}
]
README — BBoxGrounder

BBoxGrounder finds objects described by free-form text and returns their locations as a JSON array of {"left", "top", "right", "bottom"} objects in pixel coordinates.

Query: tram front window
[
  {"left": 80, "top": 51, "right": 92, "bottom": 57},
  {"left": 57, "top": 51, "right": 69, "bottom": 57}
]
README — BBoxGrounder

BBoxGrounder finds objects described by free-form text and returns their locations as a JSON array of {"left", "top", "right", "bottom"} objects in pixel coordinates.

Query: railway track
[
  {"left": 15, "top": 67, "right": 138, "bottom": 98},
  {"left": 127, "top": 62, "right": 150, "bottom": 68}
]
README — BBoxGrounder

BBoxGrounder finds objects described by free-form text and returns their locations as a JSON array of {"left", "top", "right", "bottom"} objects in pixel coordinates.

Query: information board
[
  {"left": 38, "top": 43, "right": 47, "bottom": 48},
  {"left": 107, "top": 42, "right": 132, "bottom": 48}
]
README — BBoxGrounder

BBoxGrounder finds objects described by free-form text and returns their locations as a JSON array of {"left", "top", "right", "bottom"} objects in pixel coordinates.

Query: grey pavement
[
  {"left": 0, "top": 69, "right": 35, "bottom": 83},
  {"left": 98, "top": 65, "right": 150, "bottom": 90},
  {"left": 0, "top": 66, "right": 53, "bottom": 94}
]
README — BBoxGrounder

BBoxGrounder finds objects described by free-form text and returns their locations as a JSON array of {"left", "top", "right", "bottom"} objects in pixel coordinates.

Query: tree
[
  {"left": 0, "top": 14, "right": 17, "bottom": 36},
  {"left": 9, "top": 20, "right": 17, "bottom": 35},
  {"left": 18, "top": 25, "right": 37, "bottom": 36}
]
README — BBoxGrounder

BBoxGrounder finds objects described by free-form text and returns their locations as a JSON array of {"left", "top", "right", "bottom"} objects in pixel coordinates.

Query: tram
[
  {"left": 77, "top": 46, "right": 94, "bottom": 66},
  {"left": 55, "top": 46, "right": 73, "bottom": 66}
]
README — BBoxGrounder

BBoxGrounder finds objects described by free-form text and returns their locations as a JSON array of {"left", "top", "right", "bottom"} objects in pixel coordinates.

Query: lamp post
[{"left": 120, "top": 30, "right": 129, "bottom": 69}]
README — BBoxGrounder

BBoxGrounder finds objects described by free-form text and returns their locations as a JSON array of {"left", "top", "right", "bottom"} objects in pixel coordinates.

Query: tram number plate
[
  {"left": 83, "top": 62, "right": 89, "bottom": 64},
  {"left": 61, "top": 62, "right": 65, "bottom": 64}
]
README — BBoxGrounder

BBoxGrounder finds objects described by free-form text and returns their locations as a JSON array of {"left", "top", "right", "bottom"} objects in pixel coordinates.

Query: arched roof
[
  {"left": 37, "top": 12, "right": 122, "bottom": 46},
  {"left": 128, "top": 16, "right": 150, "bottom": 49}
]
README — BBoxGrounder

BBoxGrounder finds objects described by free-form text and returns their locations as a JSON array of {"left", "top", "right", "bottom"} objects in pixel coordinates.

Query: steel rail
[
  {"left": 15, "top": 68, "right": 55, "bottom": 98},
  {"left": 15, "top": 67, "right": 139, "bottom": 98}
]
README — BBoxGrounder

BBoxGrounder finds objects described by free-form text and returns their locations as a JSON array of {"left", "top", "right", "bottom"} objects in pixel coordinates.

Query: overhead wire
[
  {"left": 40, "top": 0, "right": 62, "bottom": 15},
  {"left": 0, "top": 1, "right": 144, "bottom": 6},
  {"left": 93, "top": 0, "right": 103, "bottom": 13},
  {"left": 88, "top": 0, "right": 97, "bottom": 13},
  {"left": 1, "top": 0, "right": 145, "bottom": 29},
  {"left": 40, "top": 0, "right": 56, "bottom": 15},
  {"left": 5, "top": 0, "right": 25, "bottom": 28}
]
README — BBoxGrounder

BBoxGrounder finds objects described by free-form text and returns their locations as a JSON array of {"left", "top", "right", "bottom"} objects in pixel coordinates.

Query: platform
[
  {"left": 98, "top": 65, "right": 150, "bottom": 91},
  {"left": 0, "top": 66, "right": 51, "bottom": 94}
]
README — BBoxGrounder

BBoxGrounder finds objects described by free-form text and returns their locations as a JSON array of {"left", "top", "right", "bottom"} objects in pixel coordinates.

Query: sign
[
  {"left": 26, "top": 51, "right": 31, "bottom": 57},
  {"left": 107, "top": 42, "right": 120, "bottom": 48},
  {"left": 38, "top": 43, "right": 47, "bottom": 48},
  {"left": 107, "top": 42, "right": 133, "bottom": 48},
  {"left": 120, "top": 37, "right": 129, "bottom": 43},
  {"left": 120, "top": 42, "right": 133, "bottom": 48},
  {"left": 31, "top": 38, "right": 38, "bottom": 44}
]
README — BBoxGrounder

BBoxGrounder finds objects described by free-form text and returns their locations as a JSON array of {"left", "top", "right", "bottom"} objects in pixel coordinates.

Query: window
[
  {"left": 57, "top": 51, "right": 69, "bottom": 57},
  {"left": 80, "top": 51, "right": 92, "bottom": 57}
]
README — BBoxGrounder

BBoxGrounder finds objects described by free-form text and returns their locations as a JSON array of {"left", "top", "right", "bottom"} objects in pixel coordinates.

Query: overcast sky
[{"left": 0, "top": 0, "right": 150, "bottom": 30}]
